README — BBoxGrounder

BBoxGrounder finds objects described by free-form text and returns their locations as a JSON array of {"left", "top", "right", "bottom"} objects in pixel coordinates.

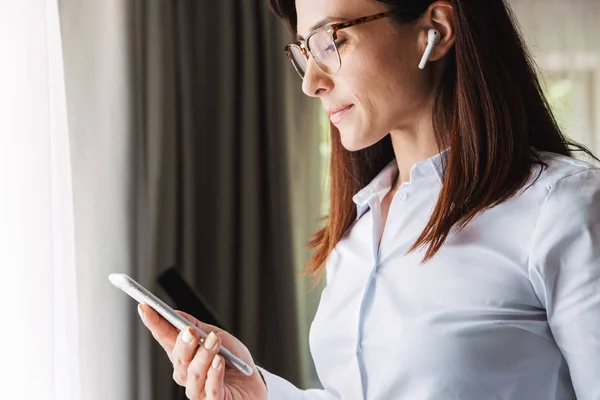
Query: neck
[{"left": 388, "top": 116, "right": 439, "bottom": 191}]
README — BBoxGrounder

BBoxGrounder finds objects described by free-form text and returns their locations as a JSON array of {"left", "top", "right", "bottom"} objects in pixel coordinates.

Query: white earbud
[{"left": 418, "top": 29, "right": 441, "bottom": 70}]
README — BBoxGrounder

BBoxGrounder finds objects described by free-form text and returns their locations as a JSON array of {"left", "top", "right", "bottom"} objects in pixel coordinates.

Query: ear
[{"left": 418, "top": 1, "right": 456, "bottom": 63}]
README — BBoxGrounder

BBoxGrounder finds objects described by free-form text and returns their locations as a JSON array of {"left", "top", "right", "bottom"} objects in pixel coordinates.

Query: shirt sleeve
[
  {"left": 257, "top": 366, "right": 338, "bottom": 400},
  {"left": 528, "top": 168, "right": 600, "bottom": 400}
]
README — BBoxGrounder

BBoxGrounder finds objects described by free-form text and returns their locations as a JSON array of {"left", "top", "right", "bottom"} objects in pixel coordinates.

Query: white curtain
[{"left": 0, "top": 0, "right": 80, "bottom": 399}]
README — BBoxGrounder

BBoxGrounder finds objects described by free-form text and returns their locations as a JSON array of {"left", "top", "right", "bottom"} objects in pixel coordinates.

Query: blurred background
[{"left": 1, "top": 0, "right": 598, "bottom": 399}]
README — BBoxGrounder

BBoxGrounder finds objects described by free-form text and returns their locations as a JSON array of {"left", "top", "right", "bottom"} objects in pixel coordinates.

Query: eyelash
[{"left": 335, "top": 38, "right": 347, "bottom": 48}]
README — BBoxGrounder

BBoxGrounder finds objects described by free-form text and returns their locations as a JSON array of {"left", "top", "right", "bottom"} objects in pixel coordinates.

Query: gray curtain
[{"left": 128, "top": 1, "right": 307, "bottom": 398}]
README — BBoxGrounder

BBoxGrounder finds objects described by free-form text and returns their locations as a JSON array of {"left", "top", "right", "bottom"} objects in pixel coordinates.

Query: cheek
[
  {"left": 370, "top": 50, "right": 430, "bottom": 112},
  {"left": 349, "top": 38, "right": 413, "bottom": 90},
  {"left": 349, "top": 54, "right": 418, "bottom": 117},
  {"left": 341, "top": 50, "right": 393, "bottom": 103}
]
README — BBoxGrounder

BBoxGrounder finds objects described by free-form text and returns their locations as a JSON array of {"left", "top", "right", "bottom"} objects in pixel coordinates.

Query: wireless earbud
[{"left": 418, "top": 29, "right": 441, "bottom": 70}]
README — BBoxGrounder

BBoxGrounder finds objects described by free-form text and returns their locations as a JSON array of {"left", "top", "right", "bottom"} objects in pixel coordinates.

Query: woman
[{"left": 139, "top": 0, "right": 600, "bottom": 398}]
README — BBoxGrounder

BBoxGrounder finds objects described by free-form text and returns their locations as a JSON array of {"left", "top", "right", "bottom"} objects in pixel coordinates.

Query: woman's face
[{"left": 295, "top": 0, "right": 436, "bottom": 151}]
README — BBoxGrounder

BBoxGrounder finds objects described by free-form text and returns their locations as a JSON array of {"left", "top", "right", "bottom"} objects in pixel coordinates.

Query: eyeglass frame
[{"left": 284, "top": 10, "right": 395, "bottom": 78}]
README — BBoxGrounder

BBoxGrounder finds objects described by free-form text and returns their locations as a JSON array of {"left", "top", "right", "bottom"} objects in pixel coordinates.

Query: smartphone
[{"left": 109, "top": 273, "right": 253, "bottom": 376}]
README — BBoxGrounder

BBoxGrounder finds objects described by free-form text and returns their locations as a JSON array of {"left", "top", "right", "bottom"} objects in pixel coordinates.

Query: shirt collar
[{"left": 352, "top": 149, "right": 449, "bottom": 219}]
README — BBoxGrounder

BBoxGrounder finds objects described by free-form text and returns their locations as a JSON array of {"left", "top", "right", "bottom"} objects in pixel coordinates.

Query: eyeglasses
[{"left": 285, "top": 11, "right": 394, "bottom": 79}]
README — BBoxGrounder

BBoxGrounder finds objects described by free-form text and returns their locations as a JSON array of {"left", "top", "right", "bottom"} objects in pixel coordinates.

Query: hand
[{"left": 138, "top": 304, "right": 268, "bottom": 400}]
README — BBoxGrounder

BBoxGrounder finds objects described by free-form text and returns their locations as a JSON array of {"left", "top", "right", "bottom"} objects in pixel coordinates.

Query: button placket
[{"left": 352, "top": 198, "right": 384, "bottom": 399}]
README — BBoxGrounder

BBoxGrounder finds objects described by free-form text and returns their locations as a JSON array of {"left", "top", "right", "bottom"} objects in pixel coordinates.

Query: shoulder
[
  {"left": 527, "top": 152, "right": 600, "bottom": 315},
  {"left": 528, "top": 151, "right": 600, "bottom": 249},
  {"left": 533, "top": 150, "right": 600, "bottom": 191},
  {"left": 522, "top": 151, "right": 600, "bottom": 206}
]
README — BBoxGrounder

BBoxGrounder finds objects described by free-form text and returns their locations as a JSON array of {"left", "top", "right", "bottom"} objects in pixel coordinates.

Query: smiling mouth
[{"left": 328, "top": 105, "right": 354, "bottom": 124}]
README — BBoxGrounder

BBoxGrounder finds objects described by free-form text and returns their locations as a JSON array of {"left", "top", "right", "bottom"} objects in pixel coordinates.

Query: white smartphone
[{"left": 109, "top": 273, "right": 253, "bottom": 376}]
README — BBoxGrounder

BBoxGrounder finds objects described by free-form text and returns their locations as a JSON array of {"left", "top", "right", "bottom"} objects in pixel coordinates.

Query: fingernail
[
  {"left": 137, "top": 304, "right": 144, "bottom": 320},
  {"left": 182, "top": 328, "right": 194, "bottom": 344},
  {"left": 204, "top": 332, "right": 218, "bottom": 350},
  {"left": 211, "top": 354, "right": 222, "bottom": 369}
]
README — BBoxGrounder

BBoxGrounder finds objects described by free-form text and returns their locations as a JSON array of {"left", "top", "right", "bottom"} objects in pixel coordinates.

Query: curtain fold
[
  {"left": 59, "top": 0, "right": 136, "bottom": 399},
  {"left": 47, "top": 1, "right": 81, "bottom": 397}
]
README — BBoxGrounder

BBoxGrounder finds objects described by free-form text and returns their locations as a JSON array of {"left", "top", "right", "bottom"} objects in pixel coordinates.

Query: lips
[{"left": 327, "top": 105, "right": 354, "bottom": 124}]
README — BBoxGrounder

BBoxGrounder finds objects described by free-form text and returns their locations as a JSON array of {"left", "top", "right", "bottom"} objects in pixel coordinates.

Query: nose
[{"left": 301, "top": 57, "right": 333, "bottom": 98}]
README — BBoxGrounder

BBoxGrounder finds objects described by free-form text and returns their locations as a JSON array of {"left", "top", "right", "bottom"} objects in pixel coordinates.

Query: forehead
[{"left": 295, "top": 0, "right": 378, "bottom": 37}]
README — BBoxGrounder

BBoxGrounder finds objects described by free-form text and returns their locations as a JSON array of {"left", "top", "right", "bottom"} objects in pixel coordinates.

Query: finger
[
  {"left": 185, "top": 331, "right": 222, "bottom": 399},
  {"left": 139, "top": 304, "right": 179, "bottom": 353},
  {"left": 205, "top": 354, "right": 225, "bottom": 400},
  {"left": 177, "top": 311, "right": 223, "bottom": 335},
  {"left": 171, "top": 326, "right": 201, "bottom": 385}
]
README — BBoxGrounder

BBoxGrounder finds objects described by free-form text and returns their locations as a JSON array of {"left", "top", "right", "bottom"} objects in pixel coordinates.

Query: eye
[
  {"left": 325, "top": 43, "right": 337, "bottom": 52},
  {"left": 334, "top": 39, "right": 347, "bottom": 49}
]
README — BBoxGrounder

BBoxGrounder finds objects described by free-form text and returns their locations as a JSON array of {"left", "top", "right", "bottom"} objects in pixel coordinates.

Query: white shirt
[{"left": 258, "top": 150, "right": 600, "bottom": 399}]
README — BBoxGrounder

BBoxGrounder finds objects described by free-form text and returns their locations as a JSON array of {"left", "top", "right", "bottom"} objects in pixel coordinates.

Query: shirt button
[{"left": 399, "top": 192, "right": 408, "bottom": 201}]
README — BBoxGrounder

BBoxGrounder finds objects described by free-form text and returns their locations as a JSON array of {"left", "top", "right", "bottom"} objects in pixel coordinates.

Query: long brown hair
[{"left": 268, "top": 0, "right": 598, "bottom": 279}]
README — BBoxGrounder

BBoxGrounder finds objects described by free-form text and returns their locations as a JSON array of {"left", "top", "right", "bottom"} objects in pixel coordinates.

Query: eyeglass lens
[{"left": 287, "top": 30, "right": 341, "bottom": 78}]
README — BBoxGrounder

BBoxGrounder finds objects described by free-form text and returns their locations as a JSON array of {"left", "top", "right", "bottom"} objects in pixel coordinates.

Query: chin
[
  {"left": 339, "top": 130, "right": 378, "bottom": 152},
  {"left": 340, "top": 138, "right": 365, "bottom": 152},
  {"left": 340, "top": 143, "right": 358, "bottom": 152}
]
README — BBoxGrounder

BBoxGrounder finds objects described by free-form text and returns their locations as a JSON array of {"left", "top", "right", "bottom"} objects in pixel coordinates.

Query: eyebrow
[{"left": 296, "top": 16, "right": 346, "bottom": 40}]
